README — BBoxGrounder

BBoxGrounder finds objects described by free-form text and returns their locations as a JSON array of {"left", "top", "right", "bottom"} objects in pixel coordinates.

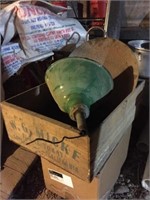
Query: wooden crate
[{"left": 1, "top": 80, "right": 144, "bottom": 182}]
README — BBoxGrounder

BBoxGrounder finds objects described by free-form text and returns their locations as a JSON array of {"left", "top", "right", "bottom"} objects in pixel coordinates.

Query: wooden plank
[
  {"left": 90, "top": 80, "right": 145, "bottom": 177},
  {"left": 90, "top": 103, "right": 135, "bottom": 177},
  {"left": 91, "top": 79, "right": 144, "bottom": 152},
  {"left": 0, "top": 147, "right": 37, "bottom": 200},
  {"left": 1, "top": 167, "right": 24, "bottom": 199},
  {"left": 1, "top": 191, "right": 9, "bottom": 200},
  {"left": 4, "top": 147, "right": 37, "bottom": 173}
]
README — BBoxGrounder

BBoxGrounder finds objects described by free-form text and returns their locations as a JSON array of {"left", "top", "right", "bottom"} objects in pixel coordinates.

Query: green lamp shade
[{"left": 45, "top": 57, "right": 113, "bottom": 133}]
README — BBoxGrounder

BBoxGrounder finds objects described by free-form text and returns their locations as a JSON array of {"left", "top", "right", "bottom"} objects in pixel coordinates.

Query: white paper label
[{"left": 48, "top": 168, "right": 74, "bottom": 188}]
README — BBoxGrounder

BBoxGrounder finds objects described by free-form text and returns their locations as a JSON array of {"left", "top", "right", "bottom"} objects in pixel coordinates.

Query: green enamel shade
[{"left": 45, "top": 57, "right": 113, "bottom": 134}]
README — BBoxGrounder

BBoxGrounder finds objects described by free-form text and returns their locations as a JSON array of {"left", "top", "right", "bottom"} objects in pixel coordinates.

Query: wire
[{"left": 26, "top": 132, "right": 87, "bottom": 145}]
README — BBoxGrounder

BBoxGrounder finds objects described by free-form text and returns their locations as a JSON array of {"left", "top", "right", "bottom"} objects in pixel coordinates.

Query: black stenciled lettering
[
  {"left": 56, "top": 150, "right": 62, "bottom": 157},
  {"left": 49, "top": 153, "right": 54, "bottom": 160},
  {"left": 45, "top": 144, "right": 51, "bottom": 151},
  {"left": 51, "top": 147, "right": 55, "bottom": 154},
  {"left": 75, "top": 166, "right": 79, "bottom": 173},
  {"left": 35, "top": 128, "right": 51, "bottom": 141},
  {"left": 72, "top": 150, "right": 80, "bottom": 161},
  {"left": 62, "top": 159, "right": 68, "bottom": 168},
  {"left": 69, "top": 163, "right": 79, "bottom": 173},
  {"left": 21, "top": 122, "right": 28, "bottom": 133},
  {"left": 44, "top": 142, "right": 63, "bottom": 164},
  {"left": 9, "top": 120, "right": 17, "bottom": 130},
  {"left": 13, "top": 134, "right": 22, "bottom": 141},
  {"left": 31, "top": 141, "right": 40, "bottom": 151},
  {"left": 61, "top": 160, "right": 79, "bottom": 174},
  {"left": 61, "top": 142, "right": 69, "bottom": 154},
  {"left": 45, "top": 131, "right": 50, "bottom": 141},
  {"left": 32, "top": 140, "right": 79, "bottom": 174},
  {"left": 36, "top": 128, "right": 44, "bottom": 138},
  {"left": 56, "top": 156, "right": 61, "bottom": 163},
  {"left": 21, "top": 123, "right": 32, "bottom": 138},
  {"left": 52, "top": 136, "right": 59, "bottom": 147}
]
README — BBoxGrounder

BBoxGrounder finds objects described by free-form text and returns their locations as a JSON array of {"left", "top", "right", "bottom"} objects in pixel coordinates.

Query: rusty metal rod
[{"left": 75, "top": 111, "right": 87, "bottom": 135}]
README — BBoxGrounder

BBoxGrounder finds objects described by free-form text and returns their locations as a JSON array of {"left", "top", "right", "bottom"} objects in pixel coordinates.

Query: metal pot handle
[
  {"left": 66, "top": 32, "right": 81, "bottom": 46},
  {"left": 138, "top": 52, "right": 142, "bottom": 62},
  {"left": 86, "top": 26, "right": 107, "bottom": 41}
]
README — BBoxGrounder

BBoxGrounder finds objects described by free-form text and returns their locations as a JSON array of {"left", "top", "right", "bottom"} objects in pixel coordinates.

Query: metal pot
[
  {"left": 70, "top": 27, "right": 139, "bottom": 89},
  {"left": 128, "top": 40, "right": 150, "bottom": 78}
]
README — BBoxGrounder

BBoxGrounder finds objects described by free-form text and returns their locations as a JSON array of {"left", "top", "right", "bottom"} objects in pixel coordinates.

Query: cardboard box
[
  {"left": 41, "top": 125, "right": 132, "bottom": 199},
  {"left": 1, "top": 81, "right": 144, "bottom": 182}
]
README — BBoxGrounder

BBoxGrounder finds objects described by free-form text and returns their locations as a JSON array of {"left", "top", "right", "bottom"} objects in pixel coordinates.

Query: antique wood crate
[{"left": 1, "top": 80, "right": 144, "bottom": 182}]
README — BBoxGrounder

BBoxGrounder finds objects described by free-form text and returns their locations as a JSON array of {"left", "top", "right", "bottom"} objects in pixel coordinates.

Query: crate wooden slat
[
  {"left": 0, "top": 147, "right": 37, "bottom": 200},
  {"left": 90, "top": 79, "right": 144, "bottom": 176}
]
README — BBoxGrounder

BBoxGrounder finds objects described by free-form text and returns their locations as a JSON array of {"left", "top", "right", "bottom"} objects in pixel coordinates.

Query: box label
[{"left": 48, "top": 168, "right": 73, "bottom": 188}]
